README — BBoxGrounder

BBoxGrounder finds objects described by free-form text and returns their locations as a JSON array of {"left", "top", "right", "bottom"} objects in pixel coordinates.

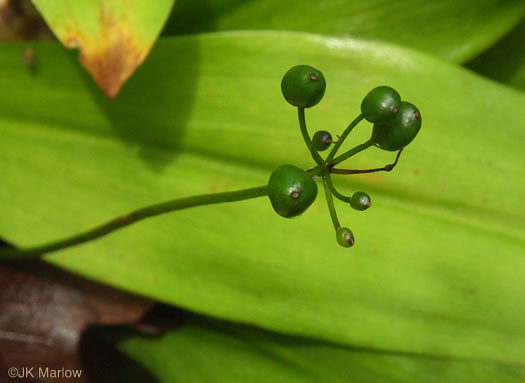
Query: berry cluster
[{"left": 268, "top": 65, "right": 422, "bottom": 247}]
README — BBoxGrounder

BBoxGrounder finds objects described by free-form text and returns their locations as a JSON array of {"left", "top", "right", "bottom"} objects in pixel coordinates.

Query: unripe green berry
[
  {"left": 372, "top": 101, "right": 422, "bottom": 151},
  {"left": 268, "top": 164, "right": 318, "bottom": 218},
  {"left": 350, "top": 192, "right": 371, "bottom": 211},
  {"left": 312, "top": 130, "right": 332, "bottom": 151},
  {"left": 281, "top": 65, "right": 326, "bottom": 108},
  {"left": 361, "top": 86, "right": 401, "bottom": 123},
  {"left": 336, "top": 227, "right": 355, "bottom": 247}
]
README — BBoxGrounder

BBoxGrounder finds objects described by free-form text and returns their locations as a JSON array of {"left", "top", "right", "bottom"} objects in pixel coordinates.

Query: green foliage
[
  {"left": 466, "top": 18, "right": 525, "bottom": 92},
  {"left": 1, "top": 34, "right": 525, "bottom": 369},
  {"left": 165, "top": 0, "right": 525, "bottom": 62},
  {"left": 4, "top": 1, "right": 525, "bottom": 380},
  {"left": 117, "top": 315, "right": 525, "bottom": 382}
]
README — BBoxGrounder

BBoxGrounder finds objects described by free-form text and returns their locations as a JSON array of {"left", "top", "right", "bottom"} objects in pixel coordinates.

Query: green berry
[
  {"left": 281, "top": 65, "right": 326, "bottom": 108},
  {"left": 336, "top": 227, "right": 355, "bottom": 247},
  {"left": 350, "top": 192, "right": 371, "bottom": 211},
  {"left": 268, "top": 164, "right": 318, "bottom": 218},
  {"left": 361, "top": 86, "right": 401, "bottom": 123},
  {"left": 372, "top": 101, "right": 422, "bottom": 151},
  {"left": 312, "top": 130, "right": 332, "bottom": 151}
]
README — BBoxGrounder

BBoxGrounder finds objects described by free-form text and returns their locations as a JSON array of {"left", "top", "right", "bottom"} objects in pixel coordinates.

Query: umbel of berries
[
  {"left": 268, "top": 64, "right": 422, "bottom": 248},
  {"left": 0, "top": 65, "right": 423, "bottom": 260}
]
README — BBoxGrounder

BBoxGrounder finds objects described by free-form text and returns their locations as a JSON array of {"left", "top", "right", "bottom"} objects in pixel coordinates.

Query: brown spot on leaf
[
  {"left": 60, "top": 10, "right": 146, "bottom": 98},
  {"left": 66, "top": 38, "right": 79, "bottom": 49},
  {"left": 79, "top": 34, "right": 142, "bottom": 98}
]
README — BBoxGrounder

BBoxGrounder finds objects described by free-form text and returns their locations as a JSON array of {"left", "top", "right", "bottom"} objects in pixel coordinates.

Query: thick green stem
[
  {"left": 325, "top": 114, "right": 364, "bottom": 163},
  {"left": 322, "top": 176, "right": 340, "bottom": 231},
  {"left": 0, "top": 186, "right": 268, "bottom": 259},
  {"left": 298, "top": 107, "right": 324, "bottom": 165},
  {"left": 329, "top": 138, "right": 374, "bottom": 167},
  {"left": 325, "top": 173, "right": 350, "bottom": 203}
]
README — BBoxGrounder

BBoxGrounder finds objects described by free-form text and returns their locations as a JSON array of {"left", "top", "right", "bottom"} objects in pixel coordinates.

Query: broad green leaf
[
  {"left": 165, "top": 0, "right": 525, "bottom": 63},
  {"left": 1, "top": 33, "right": 525, "bottom": 364},
  {"left": 466, "top": 18, "right": 525, "bottom": 92},
  {"left": 117, "top": 316, "right": 525, "bottom": 382},
  {"left": 32, "top": 0, "right": 174, "bottom": 97}
]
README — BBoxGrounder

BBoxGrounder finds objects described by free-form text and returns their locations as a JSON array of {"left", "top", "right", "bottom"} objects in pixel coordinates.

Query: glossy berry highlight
[
  {"left": 361, "top": 86, "right": 401, "bottom": 123},
  {"left": 336, "top": 227, "right": 355, "bottom": 247},
  {"left": 268, "top": 164, "right": 318, "bottom": 218},
  {"left": 312, "top": 130, "right": 333, "bottom": 151},
  {"left": 281, "top": 65, "right": 326, "bottom": 108},
  {"left": 350, "top": 192, "right": 371, "bottom": 211},
  {"left": 372, "top": 101, "right": 421, "bottom": 151}
]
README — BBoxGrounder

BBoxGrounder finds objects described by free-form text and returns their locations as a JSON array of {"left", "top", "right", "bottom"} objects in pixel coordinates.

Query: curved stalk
[
  {"left": 298, "top": 107, "right": 324, "bottom": 165},
  {"left": 325, "top": 114, "right": 364, "bottom": 163},
  {"left": 325, "top": 173, "right": 350, "bottom": 203},
  {"left": 0, "top": 186, "right": 268, "bottom": 259},
  {"left": 322, "top": 176, "right": 340, "bottom": 231},
  {"left": 329, "top": 138, "right": 374, "bottom": 167}
]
